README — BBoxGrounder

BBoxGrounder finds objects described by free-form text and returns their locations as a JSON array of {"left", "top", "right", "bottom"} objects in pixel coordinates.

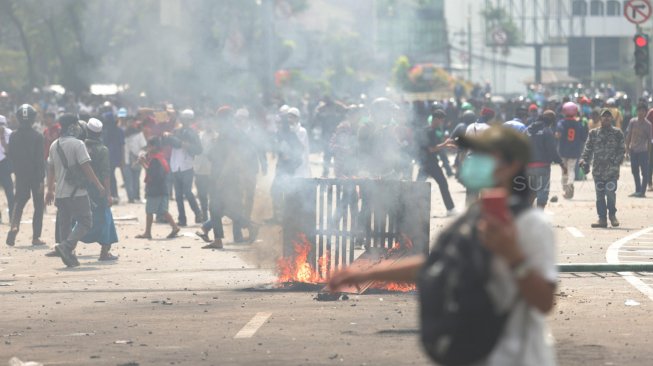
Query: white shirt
[
  {"left": 124, "top": 132, "right": 147, "bottom": 166},
  {"left": 292, "top": 125, "right": 311, "bottom": 178},
  {"left": 465, "top": 122, "right": 490, "bottom": 137},
  {"left": 0, "top": 127, "right": 12, "bottom": 161},
  {"left": 193, "top": 130, "right": 216, "bottom": 176},
  {"left": 477, "top": 208, "right": 557, "bottom": 366}
]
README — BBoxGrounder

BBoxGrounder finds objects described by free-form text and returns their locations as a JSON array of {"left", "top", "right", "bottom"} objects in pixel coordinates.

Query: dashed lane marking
[
  {"left": 606, "top": 227, "right": 653, "bottom": 301},
  {"left": 234, "top": 312, "right": 272, "bottom": 339},
  {"left": 566, "top": 227, "right": 585, "bottom": 238}
]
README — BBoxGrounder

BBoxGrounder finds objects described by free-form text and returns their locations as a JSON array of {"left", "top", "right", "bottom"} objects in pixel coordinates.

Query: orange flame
[{"left": 277, "top": 234, "right": 329, "bottom": 284}]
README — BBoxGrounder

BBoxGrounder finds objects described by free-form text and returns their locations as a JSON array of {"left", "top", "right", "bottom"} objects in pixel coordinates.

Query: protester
[
  {"left": 80, "top": 118, "right": 119, "bottom": 260},
  {"left": 580, "top": 108, "right": 626, "bottom": 228},
  {"left": 136, "top": 136, "right": 180, "bottom": 239},
  {"left": 101, "top": 112, "right": 125, "bottom": 204},
  {"left": 0, "top": 114, "right": 14, "bottom": 223},
  {"left": 463, "top": 107, "right": 494, "bottom": 205},
  {"left": 43, "top": 111, "right": 60, "bottom": 160},
  {"left": 46, "top": 114, "right": 106, "bottom": 267},
  {"left": 194, "top": 114, "right": 217, "bottom": 222},
  {"left": 625, "top": 103, "right": 652, "bottom": 197},
  {"left": 235, "top": 107, "right": 267, "bottom": 229},
  {"left": 416, "top": 109, "right": 457, "bottom": 216},
  {"left": 287, "top": 107, "right": 311, "bottom": 178},
  {"left": 268, "top": 106, "right": 303, "bottom": 224},
  {"left": 123, "top": 117, "right": 147, "bottom": 203},
  {"left": 329, "top": 126, "right": 557, "bottom": 366},
  {"left": 166, "top": 109, "right": 203, "bottom": 226},
  {"left": 6, "top": 105, "right": 45, "bottom": 246},
  {"left": 203, "top": 107, "right": 259, "bottom": 248},
  {"left": 315, "top": 96, "right": 346, "bottom": 177},
  {"left": 525, "top": 110, "right": 566, "bottom": 208},
  {"left": 503, "top": 105, "right": 528, "bottom": 132},
  {"left": 556, "top": 102, "right": 588, "bottom": 199}
]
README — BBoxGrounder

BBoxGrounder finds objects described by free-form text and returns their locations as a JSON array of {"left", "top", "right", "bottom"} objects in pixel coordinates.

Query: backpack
[
  {"left": 417, "top": 198, "right": 529, "bottom": 366},
  {"left": 56, "top": 140, "right": 88, "bottom": 194}
]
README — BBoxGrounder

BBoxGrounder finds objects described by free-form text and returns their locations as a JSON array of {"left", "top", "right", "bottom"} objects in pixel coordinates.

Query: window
[
  {"left": 590, "top": 0, "right": 604, "bottom": 16},
  {"left": 572, "top": 0, "right": 587, "bottom": 16},
  {"left": 606, "top": 0, "right": 620, "bottom": 15}
]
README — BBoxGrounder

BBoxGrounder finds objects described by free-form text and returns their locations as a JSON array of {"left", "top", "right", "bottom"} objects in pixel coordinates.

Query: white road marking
[
  {"left": 234, "top": 312, "right": 272, "bottom": 339},
  {"left": 606, "top": 227, "right": 653, "bottom": 302},
  {"left": 566, "top": 227, "right": 585, "bottom": 238}
]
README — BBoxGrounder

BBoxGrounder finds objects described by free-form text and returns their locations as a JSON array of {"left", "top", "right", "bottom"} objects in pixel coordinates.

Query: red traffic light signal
[{"left": 636, "top": 35, "right": 648, "bottom": 48}]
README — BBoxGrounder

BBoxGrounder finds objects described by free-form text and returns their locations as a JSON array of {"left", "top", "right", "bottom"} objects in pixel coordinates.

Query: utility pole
[
  {"left": 262, "top": 0, "right": 275, "bottom": 105},
  {"left": 467, "top": 4, "right": 472, "bottom": 81}
]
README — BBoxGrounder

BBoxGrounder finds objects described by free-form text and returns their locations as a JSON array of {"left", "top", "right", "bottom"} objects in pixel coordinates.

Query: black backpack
[{"left": 417, "top": 199, "right": 529, "bottom": 366}]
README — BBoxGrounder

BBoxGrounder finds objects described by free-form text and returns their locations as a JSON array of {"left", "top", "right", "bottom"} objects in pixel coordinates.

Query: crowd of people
[{"left": 0, "top": 86, "right": 648, "bottom": 267}]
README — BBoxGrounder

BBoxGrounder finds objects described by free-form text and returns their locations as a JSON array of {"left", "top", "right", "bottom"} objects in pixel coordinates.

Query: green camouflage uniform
[{"left": 581, "top": 126, "right": 625, "bottom": 180}]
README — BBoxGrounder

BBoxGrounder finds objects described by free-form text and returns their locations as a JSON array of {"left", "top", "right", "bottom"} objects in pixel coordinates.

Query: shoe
[
  {"left": 99, "top": 253, "right": 119, "bottom": 261},
  {"left": 446, "top": 208, "right": 458, "bottom": 217},
  {"left": 195, "top": 231, "right": 211, "bottom": 243},
  {"left": 177, "top": 222, "right": 187, "bottom": 227},
  {"left": 202, "top": 242, "right": 223, "bottom": 249},
  {"left": 591, "top": 218, "right": 608, "bottom": 228},
  {"left": 45, "top": 250, "right": 60, "bottom": 257},
  {"left": 550, "top": 196, "right": 558, "bottom": 203},
  {"left": 32, "top": 238, "right": 46, "bottom": 246},
  {"left": 54, "top": 245, "right": 80, "bottom": 267},
  {"left": 6, "top": 229, "right": 17, "bottom": 246},
  {"left": 609, "top": 215, "right": 620, "bottom": 227},
  {"left": 166, "top": 227, "right": 181, "bottom": 239},
  {"left": 629, "top": 192, "right": 640, "bottom": 197}
]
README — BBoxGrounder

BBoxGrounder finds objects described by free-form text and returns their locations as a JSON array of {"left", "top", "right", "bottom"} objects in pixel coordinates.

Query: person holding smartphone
[{"left": 329, "top": 126, "right": 557, "bottom": 366}]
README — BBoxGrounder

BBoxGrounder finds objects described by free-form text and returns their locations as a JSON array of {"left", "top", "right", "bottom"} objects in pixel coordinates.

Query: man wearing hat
[
  {"left": 580, "top": 108, "right": 626, "bottom": 228},
  {"left": 80, "top": 118, "right": 118, "bottom": 260},
  {"left": 503, "top": 105, "right": 528, "bottom": 133},
  {"left": 6, "top": 105, "right": 45, "bottom": 246}
]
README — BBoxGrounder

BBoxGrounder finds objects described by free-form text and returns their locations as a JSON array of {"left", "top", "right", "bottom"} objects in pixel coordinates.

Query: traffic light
[{"left": 634, "top": 34, "right": 649, "bottom": 77}]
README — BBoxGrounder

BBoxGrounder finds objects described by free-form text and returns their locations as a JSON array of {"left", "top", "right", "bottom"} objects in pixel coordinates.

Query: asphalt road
[{"left": 1, "top": 156, "right": 653, "bottom": 365}]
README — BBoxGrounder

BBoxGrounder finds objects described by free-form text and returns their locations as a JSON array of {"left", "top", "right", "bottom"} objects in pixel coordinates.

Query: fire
[
  {"left": 277, "top": 234, "right": 329, "bottom": 284},
  {"left": 276, "top": 232, "right": 417, "bottom": 292}
]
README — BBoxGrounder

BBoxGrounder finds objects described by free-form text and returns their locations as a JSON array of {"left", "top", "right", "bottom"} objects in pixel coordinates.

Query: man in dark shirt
[
  {"left": 416, "top": 109, "right": 457, "bottom": 216},
  {"left": 6, "top": 104, "right": 45, "bottom": 246}
]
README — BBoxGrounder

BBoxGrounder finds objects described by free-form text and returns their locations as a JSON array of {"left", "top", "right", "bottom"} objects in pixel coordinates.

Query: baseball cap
[
  {"left": 600, "top": 108, "right": 613, "bottom": 117},
  {"left": 456, "top": 125, "right": 531, "bottom": 164}
]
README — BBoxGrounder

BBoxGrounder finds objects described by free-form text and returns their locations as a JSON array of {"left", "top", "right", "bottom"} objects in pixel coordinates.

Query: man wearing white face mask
[{"left": 287, "top": 108, "right": 311, "bottom": 178}]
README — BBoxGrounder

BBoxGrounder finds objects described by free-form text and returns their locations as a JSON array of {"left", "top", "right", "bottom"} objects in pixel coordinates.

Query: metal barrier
[
  {"left": 558, "top": 263, "right": 653, "bottom": 272},
  {"left": 283, "top": 178, "right": 431, "bottom": 278}
]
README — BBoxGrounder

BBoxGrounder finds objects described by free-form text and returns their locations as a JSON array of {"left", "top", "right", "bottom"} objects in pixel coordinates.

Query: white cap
[
  {"left": 235, "top": 108, "right": 250, "bottom": 119},
  {"left": 87, "top": 118, "right": 103, "bottom": 133},
  {"left": 606, "top": 98, "right": 616, "bottom": 106},
  {"left": 180, "top": 109, "right": 195, "bottom": 120},
  {"left": 0, "top": 115, "right": 6, "bottom": 125},
  {"left": 287, "top": 107, "right": 300, "bottom": 118},
  {"left": 279, "top": 105, "right": 290, "bottom": 114}
]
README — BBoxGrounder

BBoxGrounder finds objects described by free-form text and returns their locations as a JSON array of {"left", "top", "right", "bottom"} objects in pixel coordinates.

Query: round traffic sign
[
  {"left": 625, "top": 0, "right": 652, "bottom": 24},
  {"left": 492, "top": 29, "right": 508, "bottom": 46}
]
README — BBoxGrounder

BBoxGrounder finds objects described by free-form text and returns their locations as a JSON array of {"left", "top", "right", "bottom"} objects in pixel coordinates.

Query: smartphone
[{"left": 480, "top": 188, "right": 510, "bottom": 223}]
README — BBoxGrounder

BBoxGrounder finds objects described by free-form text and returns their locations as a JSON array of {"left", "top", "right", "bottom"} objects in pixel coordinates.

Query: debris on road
[
  {"left": 625, "top": 299, "right": 641, "bottom": 306},
  {"left": 8, "top": 357, "right": 43, "bottom": 366}
]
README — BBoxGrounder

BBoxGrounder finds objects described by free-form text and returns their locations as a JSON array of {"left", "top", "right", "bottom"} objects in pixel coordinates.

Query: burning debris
[{"left": 276, "top": 233, "right": 416, "bottom": 294}]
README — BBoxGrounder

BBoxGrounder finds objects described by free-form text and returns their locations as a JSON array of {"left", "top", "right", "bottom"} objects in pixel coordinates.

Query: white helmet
[{"left": 180, "top": 109, "right": 195, "bottom": 120}]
